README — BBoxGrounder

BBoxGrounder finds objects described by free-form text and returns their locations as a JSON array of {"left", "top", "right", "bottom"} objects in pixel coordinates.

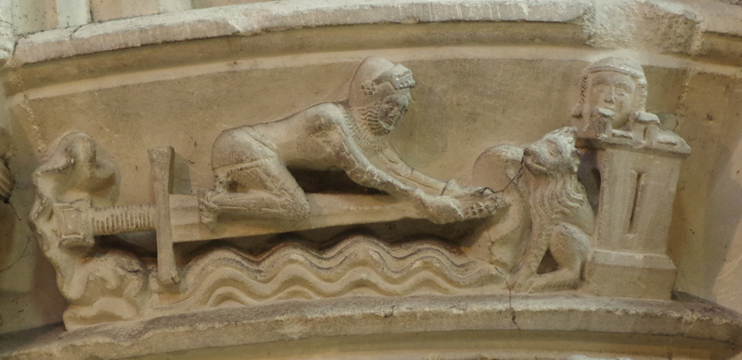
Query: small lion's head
[
  {"left": 348, "top": 57, "right": 415, "bottom": 135},
  {"left": 523, "top": 127, "right": 580, "bottom": 176}
]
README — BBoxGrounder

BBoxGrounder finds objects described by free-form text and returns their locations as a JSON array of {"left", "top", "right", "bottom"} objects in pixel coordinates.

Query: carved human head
[
  {"left": 523, "top": 127, "right": 580, "bottom": 175},
  {"left": 572, "top": 57, "right": 648, "bottom": 129},
  {"left": 348, "top": 57, "right": 416, "bottom": 134},
  {"left": 36, "top": 132, "right": 120, "bottom": 208}
]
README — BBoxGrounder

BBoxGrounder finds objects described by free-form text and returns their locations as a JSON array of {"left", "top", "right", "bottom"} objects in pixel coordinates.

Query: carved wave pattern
[{"left": 156, "top": 235, "right": 504, "bottom": 312}]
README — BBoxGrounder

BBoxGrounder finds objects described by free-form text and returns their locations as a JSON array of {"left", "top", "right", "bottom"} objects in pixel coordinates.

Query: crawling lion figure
[
  {"left": 199, "top": 57, "right": 498, "bottom": 226},
  {"left": 511, "top": 126, "right": 594, "bottom": 292}
]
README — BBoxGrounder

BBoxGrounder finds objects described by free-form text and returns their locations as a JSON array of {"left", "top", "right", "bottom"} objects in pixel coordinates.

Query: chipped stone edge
[
  {"left": 0, "top": 294, "right": 740, "bottom": 360},
  {"left": 9, "top": 0, "right": 742, "bottom": 69},
  {"left": 11, "top": 0, "right": 590, "bottom": 66}
]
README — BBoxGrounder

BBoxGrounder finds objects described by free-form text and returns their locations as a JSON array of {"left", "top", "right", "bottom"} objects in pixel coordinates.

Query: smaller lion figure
[{"left": 510, "top": 126, "right": 594, "bottom": 292}]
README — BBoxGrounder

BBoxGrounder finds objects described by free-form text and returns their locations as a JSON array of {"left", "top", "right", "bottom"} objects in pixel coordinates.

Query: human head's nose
[{"left": 603, "top": 87, "right": 615, "bottom": 103}]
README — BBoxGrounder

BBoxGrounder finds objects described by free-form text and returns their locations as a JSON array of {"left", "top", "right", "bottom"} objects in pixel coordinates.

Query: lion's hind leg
[{"left": 521, "top": 223, "right": 590, "bottom": 292}]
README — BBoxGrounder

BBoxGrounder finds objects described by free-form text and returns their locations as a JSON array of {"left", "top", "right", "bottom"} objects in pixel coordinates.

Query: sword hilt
[
  {"left": 53, "top": 202, "right": 156, "bottom": 248},
  {"left": 91, "top": 204, "right": 156, "bottom": 235}
]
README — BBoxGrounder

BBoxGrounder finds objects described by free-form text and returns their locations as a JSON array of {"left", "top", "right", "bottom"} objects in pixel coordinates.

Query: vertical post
[
  {"left": 583, "top": 119, "right": 690, "bottom": 300},
  {"left": 149, "top": 147, "right": 178, "bottom": 284}
]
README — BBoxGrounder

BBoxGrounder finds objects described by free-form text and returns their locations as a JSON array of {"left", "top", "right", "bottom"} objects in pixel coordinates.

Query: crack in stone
[
  {"left": 495, "top": 266, "right": 520, "bottom": 330},
  {"left": 0, "top": 236, "right": 31, "bottom": 274},
  {"left": 7, "top": 197, "right": 21, "bottom": 221},
  {"left": 490, "top": 160, "right": 525, "bottom": 195},
  {"left": 69, "top": 25, "right": 84, "bottom": 38}
]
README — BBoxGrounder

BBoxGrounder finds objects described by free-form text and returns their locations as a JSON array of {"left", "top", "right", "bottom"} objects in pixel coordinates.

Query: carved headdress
[
  {"left": 348, "top": 57, "right": 416, "bottom": 136},
  {"left": 349, "top": 57, "right": 415, "bottom": 107},
  {"left": 571, "top": 57, "right": 648, "bottom": 119}
]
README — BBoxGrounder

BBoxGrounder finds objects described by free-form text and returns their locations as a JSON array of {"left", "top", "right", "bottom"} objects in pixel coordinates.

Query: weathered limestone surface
[
  {"left": 0, "top": 0, "right": 13, "bottom": 65},
  {"left": 1, "top": 295, "right": 741, "bottom": 360},
  {"left": 5, "top": 0, "right": 742, "bottom": 68},
  {"left": 21, "top": 52, "right": 695, "bottom": 333},
  {"left": 0, "top": 0, "right": 741, "bottom": 359}
]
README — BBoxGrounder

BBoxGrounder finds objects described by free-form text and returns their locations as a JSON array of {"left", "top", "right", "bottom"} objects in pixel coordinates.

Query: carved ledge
[
  {"left": 9, "top": 0, "right": 587, "bottom": 66},
  {"left": 0, "top": 295, "right": 740, "bottom": 360},
  {"left": 6, "top": 0, "right": 742, "bottom": 95},
  {"left": 0, "top": 0, "right": 741, "bottom": 356}
]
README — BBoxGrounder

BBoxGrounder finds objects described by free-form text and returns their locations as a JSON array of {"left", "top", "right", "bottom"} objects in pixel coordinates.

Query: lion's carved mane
[{"left": 514, "top": 127, "right": 594, "bottom": 292}]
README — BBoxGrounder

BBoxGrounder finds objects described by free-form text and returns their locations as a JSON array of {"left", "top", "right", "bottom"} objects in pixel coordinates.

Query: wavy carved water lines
[{"left": 149, "top": 235, "right": 505, "bottom": 315}]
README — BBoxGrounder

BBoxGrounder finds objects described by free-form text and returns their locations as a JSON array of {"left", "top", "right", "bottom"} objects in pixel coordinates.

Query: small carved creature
[
  {"left": 200, "top": 57, "right": 498, "bottom": 226},
  {"left": 29, "top": 133, "right": 151, "bottom": 329},
  {"left": 511, "top": 127, "right": 594, "bottom": 292}
]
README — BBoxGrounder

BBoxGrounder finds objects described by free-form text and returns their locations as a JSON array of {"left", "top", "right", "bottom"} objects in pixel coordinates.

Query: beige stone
[
  {"left": 0, "top": 0, "right": 12, "bottom": 65},
  {"left": 193, "top": 0, "right": 266, "bottom": 9},
  {"left": 0, "top": 1, "right": 741, "bottom": 359},
  {"left": 23, "top": 57, "right": 689, "bottom": 330},
  {"left": 2, "top": 47, "right": 734, "bottom": 332},
  {"left": 571, "top": 57, "right": 689, "bottom": 300},
  {"left": 90, "top": 0, "right": 159, "bottom": 22},
  {"left": 200, "top": 56, "right": 497, "bottom": 228},
  {"left": 9, "top": 0, "right": 49, "bottom": 34},
  {"left": 27, "top": 58, "right": 508, "bottom": 329},
  {"left": 470, "top": 127, "right": 594, "bottom": 293},
  {"left": 1, "top": 295, "right": 740, "bottom": 360},
  {"left": 55, "top": 0, "right": 90, "bottom": 28},
  {"left": 159, "top": 0, "right": 192, "bottom": 13}
]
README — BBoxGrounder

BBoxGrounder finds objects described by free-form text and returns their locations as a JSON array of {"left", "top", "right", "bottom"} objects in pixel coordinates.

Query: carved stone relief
[
  {"left": 198, "top": 56, "right": 499, "bottom": 228},
  {"left": 472, "top": 127, "right": 595, "bottom": 293},
  {"left": 28, "top": 56, "right": 689, "bottom": 329},
  {"left": 571, "top": 57, "right": 690, "bottom": 299},
  {"left": 28, "top": 132, "right": 152, "bottom": 327}
]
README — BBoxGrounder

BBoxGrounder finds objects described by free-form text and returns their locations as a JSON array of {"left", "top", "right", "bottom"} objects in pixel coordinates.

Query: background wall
[{"left": 0, "top": 0, "right": 741, "bottom": 335}]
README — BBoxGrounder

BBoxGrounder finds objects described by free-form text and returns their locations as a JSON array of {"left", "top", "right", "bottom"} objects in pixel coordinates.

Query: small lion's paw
[
  {"left": 456, "top": 188, "right": 500, "bottom": 220},
  {"left": 462, "top": 201, "right": 496, "bottom": 219}
]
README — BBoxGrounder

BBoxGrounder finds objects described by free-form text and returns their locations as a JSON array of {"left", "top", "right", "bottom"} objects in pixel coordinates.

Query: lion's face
[{"left": 523, "top": 127, "right": 580, "bottom": 176}]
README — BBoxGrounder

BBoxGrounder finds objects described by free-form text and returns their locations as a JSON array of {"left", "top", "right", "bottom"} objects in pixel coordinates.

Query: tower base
[{"left": 584, "top": 249, "right": 677, "bottom": 300}]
